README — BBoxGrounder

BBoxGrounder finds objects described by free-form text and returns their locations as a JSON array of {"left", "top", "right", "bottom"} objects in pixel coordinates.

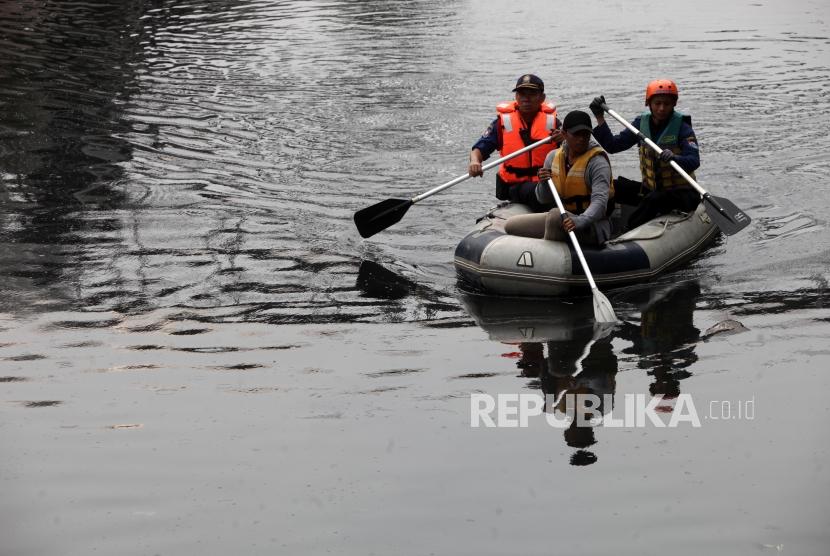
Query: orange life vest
[{"left": 496, "top": 101, "right": 558, "bottom": 184}]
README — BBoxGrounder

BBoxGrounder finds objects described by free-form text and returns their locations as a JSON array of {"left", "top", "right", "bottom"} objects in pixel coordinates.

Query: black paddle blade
[
  {"left": 702, "top": 194, "right": 751, "bottom": 236},
  {"left": 354, "top": 198, "right": 413, "bottom": 238}
]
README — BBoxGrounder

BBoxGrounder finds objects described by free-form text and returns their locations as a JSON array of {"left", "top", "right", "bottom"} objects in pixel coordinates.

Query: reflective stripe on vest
[
  {"left": 638, "top": 110, "right": 695, "bottom": 191},
  {"left": 496, "top": 101, "right": 558, "bottom": 184},
  {"left": 500, "top": 113, "right": 513, "bottom": 133},
  {"left": 550, "top": 146, "right": 614, "bottom": 214}
]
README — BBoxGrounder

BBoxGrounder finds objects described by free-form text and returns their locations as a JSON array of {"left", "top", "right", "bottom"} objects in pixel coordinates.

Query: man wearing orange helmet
[{"left": 589, "top": 79, "right": 700, "bottom": 230}]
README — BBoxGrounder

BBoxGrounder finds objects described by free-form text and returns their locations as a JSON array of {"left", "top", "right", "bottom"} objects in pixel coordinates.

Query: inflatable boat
[{"left": 454, "top": 203, "right": 718, "bottom": 296}]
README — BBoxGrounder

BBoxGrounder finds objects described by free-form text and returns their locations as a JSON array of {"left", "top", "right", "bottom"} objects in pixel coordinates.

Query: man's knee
[
  {"left": 505, "top": 214, "right": 546, "bottom": 238},
  {"left": 544, "top": 209, "right": 567, "bottom": 241}
]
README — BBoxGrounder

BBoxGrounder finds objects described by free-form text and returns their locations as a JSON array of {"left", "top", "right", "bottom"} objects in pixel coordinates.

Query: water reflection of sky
[
  {"left": 1, "top": 0, "right": 829, "bottom": 553},
  {"left": 1, "top": 0, "right": 828, "bottom": 322}
]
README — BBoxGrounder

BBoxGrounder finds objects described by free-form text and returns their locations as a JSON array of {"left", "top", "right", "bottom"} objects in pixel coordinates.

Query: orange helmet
[{"left": 645, "top": 79, "right": 679, "bottom": 104}]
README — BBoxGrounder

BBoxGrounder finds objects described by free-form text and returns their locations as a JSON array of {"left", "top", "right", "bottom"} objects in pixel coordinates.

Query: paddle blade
[
  {"left": 591, "top": 288, "right": 618, "bottom": 323},
  {"left": 354, "top": 198, "right": 413, "bottom": 238},
  {"left": 702, "top": 194, "right": 751, "bottom": 236}
]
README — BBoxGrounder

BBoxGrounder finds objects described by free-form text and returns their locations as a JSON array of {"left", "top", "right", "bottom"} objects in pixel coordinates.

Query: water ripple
[{"left": 1, "top": 0, "right": 829, "bottom": 324}]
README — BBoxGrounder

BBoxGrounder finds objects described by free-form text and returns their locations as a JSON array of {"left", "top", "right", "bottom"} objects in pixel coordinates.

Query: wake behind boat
[{"left": 454, "top": 202, "right": 718, "bottom": 296}]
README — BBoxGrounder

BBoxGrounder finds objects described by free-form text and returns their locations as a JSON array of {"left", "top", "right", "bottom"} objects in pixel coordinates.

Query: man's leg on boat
[
  {"left": 543, "top": 209, "right": 600, "bottom": 246},
  {"left": 612, "top": 176, "right": 645, "bottom": 207},
  {"left": 506, "top": 208, "right": 600, "bottom": 245},
  {"left": 627, "top": 186, "right": 700, "bottom": 230},
  {"left": 509, "top": 180, "right": 553, "bottom": 212},
  {"left": 610, "top": 176, "right": 645, "bottom": 233},
  {"left": 504, "top": 212, "right": 546, "bottom": 238}
]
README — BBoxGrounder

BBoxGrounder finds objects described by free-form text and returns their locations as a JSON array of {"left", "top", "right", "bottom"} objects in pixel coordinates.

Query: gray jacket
[{"left": 535, "top": 139, "right": 612, "bottom": 243}]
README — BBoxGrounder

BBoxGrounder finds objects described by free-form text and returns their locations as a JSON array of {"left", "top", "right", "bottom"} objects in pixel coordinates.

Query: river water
[{"left": 1, "top": 0, "right": 829, "bottom": 554}]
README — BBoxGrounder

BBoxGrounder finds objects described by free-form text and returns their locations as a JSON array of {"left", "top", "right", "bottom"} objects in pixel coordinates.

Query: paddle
[
  {"left": 546, "top": 178, "right": 618, "bottom": 323},
  {"left": 354, "top": 136, "right": 553, "bottom": 238},
  {"left": 601, "top": 103, "right": 751, "bottom": 235}
]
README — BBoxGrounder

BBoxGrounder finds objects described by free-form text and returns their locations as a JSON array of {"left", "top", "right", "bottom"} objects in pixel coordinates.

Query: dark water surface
[{"left": 1, "top": 0, "right": 829, "bottom": 554}]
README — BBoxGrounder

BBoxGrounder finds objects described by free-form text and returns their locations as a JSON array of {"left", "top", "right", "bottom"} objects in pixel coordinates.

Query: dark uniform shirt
[
  {"left": 591, "top": 114, "right": 700, "bottom": 173},
  {"left": 471, "top": 116, "right": 501, "bottom": 158}
]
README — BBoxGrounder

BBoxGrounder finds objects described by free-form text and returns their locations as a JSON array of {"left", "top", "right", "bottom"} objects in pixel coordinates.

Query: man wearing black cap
[
  {"left": 503, "top": 110, "right": 614, "bottom": 246},
  {"left": 469, "top": 74, "right": 562, "bottom": 211}
]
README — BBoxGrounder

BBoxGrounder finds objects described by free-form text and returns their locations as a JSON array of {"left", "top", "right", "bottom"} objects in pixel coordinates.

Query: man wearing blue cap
[{"left": 469, "top": 74, "right": 562, "bottom": 211}]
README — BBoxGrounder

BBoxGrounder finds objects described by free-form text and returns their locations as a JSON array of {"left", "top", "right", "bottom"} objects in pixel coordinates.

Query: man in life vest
[
  {"left": 503, "top": 110, "right": 614, "bottom": 246},
  {"left": 589, "top": 79, "right": 700, "bottom": 230},
  {"left": 469, "top": 74, "right": 563, "bottom": 212}
]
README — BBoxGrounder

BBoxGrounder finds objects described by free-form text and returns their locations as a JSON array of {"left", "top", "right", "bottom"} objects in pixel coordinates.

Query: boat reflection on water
[
  {"left": 354, "top": 258, "right": 704, "bottom": 466},
  {"left": 460, "top": 280, "right": 702, "bottom": 466}
]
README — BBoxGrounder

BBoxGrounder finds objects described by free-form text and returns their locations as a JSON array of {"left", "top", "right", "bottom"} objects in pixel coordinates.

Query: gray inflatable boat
[{"left": 454, "top": 203, "right": 718, "bottom": 296}]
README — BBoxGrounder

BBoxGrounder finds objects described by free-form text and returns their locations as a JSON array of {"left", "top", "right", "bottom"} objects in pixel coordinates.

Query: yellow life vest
[
  {"left": 550, "top": 146, "right": 614, "bottom": 214},
  {"left": 638, "top": 111, "right": 695, "bottom": 191}
]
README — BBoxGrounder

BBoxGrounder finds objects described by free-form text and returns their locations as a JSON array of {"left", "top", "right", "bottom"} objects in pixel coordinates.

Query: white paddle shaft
[
  {"left": 546, "top": 178, "right": 600, "bottom": 291},
  {"left": 604, "top": 107, "right": 705, "bottom": 197},
  {"left": 411, "top": 136, "right": 552, "bottom": 204}
]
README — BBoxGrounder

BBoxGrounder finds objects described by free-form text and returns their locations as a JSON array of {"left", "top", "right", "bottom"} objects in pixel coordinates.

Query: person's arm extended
[{"left": 592, "top": 116, "right": 641, "bottom": 154}]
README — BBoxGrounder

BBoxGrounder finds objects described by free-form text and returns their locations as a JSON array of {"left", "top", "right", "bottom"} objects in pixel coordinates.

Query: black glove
[
  {"left": 589, "top": 95, "right": 606, "bottom": 117},
  {"left": 659, "top": 148, "right": 675, "bottom": 162}
]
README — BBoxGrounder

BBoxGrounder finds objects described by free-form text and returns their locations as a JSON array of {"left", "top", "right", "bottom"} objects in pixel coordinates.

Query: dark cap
[
  {"left": 562, "top": 110, "right": 593, "bottom": 134},
  {"left": 512, "top": 74, "right": 544, "bottom": 92}
]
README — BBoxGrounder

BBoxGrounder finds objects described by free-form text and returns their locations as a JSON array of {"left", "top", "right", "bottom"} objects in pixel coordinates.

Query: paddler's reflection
[
  {"left": 502, "top": 326, "right": 618, "bottom": 466},
  {"left": 618, "top": 280, "right": 701, "bottom": 399},
  {"left": 541, "top": 324, "right": 618, "bottom": 466},
  {"left": 514, "top": 342, "right": 545, "bottom": 378},
  {"left": 462, "top": 294, "right": 617, "bottom": 466},
  {"left": 461, "top": 282, "right": 701, "bottom": 466}
]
